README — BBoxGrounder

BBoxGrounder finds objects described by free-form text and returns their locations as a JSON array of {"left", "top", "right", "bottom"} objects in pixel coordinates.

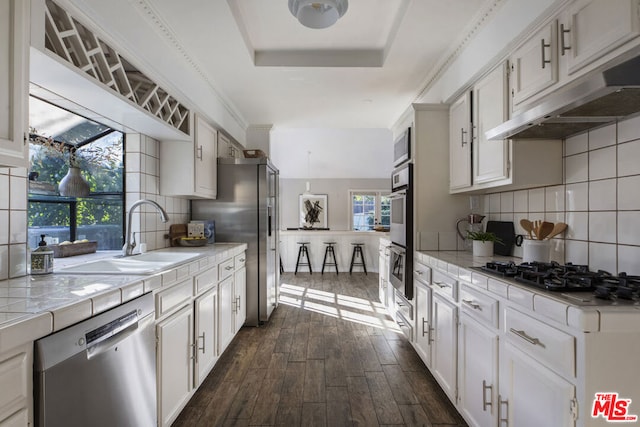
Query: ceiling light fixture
[{"left": 288, "top": 0, "right": 348, "bottom": 29}]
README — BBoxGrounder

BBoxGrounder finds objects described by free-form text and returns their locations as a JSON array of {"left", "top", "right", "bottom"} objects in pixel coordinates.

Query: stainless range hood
[{"left": 486, "top": 54, "right": 640, "bottom": 140}]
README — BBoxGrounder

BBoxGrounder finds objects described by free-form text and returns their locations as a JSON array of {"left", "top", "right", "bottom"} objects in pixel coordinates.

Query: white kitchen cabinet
[
  {"left": 431, "top": 292, "right": 458, "bottom": 403},
  {"left": 473, "top": 63, "right": 510, "bottom": 186},
  {"left": 499, "top": 340, "right": 576, "bottom": 427},
  {"left": 157, "top": 305, "right": 194, "bottom": 427},
  {"left": 0, "top": 344, "right": 31, "bottom": 427},
  {"left": 561, "top": 0, "right": 640, "bottom": 76},
  {"left": 233, "top": 265, "right": 246, "bottom": 333},
  {"left": 160, "top": 114, "right": 217, "bottom": 199},
  {"left": 413, "top": 278, "right": 432, "bottom": 367},
  {"left": 509, "top": 21, "right": 559, "bottom": 112},
  {"left": 194, "top": 287, "right": 218, "bottom": 386},
  {"left": 457, "top": 313, "right": 498, "bottom": 427},
  {"left": 0, "top": 0, "right": 28, "bottom": 168},
  {"left": 449, "top": 92, "right": 472, "bottom": 191},
  {"left": 218, "top": 276, "right": 235, "bottom": 353}
]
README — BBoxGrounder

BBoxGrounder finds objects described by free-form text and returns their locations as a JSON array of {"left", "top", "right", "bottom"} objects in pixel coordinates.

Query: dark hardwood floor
[{"left": 173, "top": 272, "right": 467, "bottom": 427}]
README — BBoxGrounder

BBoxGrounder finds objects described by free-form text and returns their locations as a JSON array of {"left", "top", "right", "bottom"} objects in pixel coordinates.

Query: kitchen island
[
  {"left": 280, "top": 229, "right": 388, "bottom": 273},
  {"left": 0, "top": 243, "right": 247, "bottom": 427}
]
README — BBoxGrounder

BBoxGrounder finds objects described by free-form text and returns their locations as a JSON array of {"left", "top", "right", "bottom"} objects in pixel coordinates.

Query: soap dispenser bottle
[{"left": 31, "top": 235, "right": 54, "bottom": 275}]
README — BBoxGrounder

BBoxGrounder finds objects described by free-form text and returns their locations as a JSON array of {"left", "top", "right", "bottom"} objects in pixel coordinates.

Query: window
[
  {"left": 28, "top": 96, "right": 125, "bottom": 250},
  {"left": 350, "top": 191, "right": 390, "bottom": 231}
]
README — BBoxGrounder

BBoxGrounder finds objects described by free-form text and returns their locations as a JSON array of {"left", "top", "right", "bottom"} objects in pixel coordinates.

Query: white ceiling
[{"left": 64, "top": 0, "right": 493, "bottom": 130}]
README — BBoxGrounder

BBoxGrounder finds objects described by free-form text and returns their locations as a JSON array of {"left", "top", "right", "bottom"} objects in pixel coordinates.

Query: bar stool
[
  {"left": 322, "top": 242, "right": 339, "bottom": 274},
  {"left": 295, "top": 242, "right": 312, "bottom": 274},
  {"left": 349, "top": 243, "right": 367, "bottom": 275}
]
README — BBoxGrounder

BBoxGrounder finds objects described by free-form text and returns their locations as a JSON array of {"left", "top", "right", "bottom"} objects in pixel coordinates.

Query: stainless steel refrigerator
[{"left": 191, "top": 157, "right": 279, "bottom": 326}]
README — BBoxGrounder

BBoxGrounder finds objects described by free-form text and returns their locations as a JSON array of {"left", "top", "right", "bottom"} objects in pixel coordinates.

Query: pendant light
[
  {"left": 304, "top": 150, "right": 312, "bottom": 195},
  {"left": 288, "top": 0, "right": 348, "bottom": 29}
]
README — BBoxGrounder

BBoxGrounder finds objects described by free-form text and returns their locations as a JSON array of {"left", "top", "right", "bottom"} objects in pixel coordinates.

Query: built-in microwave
[{"left": 393, "top": 127, "right": 411, "bottom": 167}]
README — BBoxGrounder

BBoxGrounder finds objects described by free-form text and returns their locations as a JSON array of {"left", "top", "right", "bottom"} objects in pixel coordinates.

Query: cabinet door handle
[
  {"left": 540, "top": 38, "right": 551, "bottom": 69},
  {"left": 196, "top": 145, "right": 203, "bottom": 160},
  {"left": 560, "top": 23, "right": 571, "bottom": 56},
  {"left": 462, "top": 299, "right": 482, "bottom": 310},
  {"left": 482, "top": 380, "right": 493, "bottom": 411},
  {"left": 509, "top": 328, "right": 546, "bottom": 348},
  {"left": 428, "top": 326, "right": 435, "bottom": 343},
  {"left": 499, "top": 395, "right": 509, "bottom": 426},
  {"left": 461, "top": 128, "right": 468, "bottom": 147},
  {"left": 236, "top": 296, "right": 241, "bottom": 312},
  {"left": 422, "top": 317, "right": 429, "bottom": 337},
  {"left": 198, "top": 332, "right": 206, "bottom": 353},
  {"left": 190, "top": 342, "right": 197, "bottom": 361}
]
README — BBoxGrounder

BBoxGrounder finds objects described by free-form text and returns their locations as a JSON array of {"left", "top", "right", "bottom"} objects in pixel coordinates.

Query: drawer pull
[
  {"left": 239, "top": 258, "right": 245, "bottom": 262},
  {"left": 482, "top": 380, "right": 493, "bottom": 411},
  {"left": 225, "top": 266, "right": 233, "bottom": 270},
  {"left": 462, "top": 299, "right": 482, "bottom": 310},
  {"left": 433, "top": 281, "right": 450, "bottom": 289},
  {"left": 510, "top": 328, "right": 546, "bottom": 348},
  {"left": 414, "top": 270, "right": 423, "bottom": 275}
]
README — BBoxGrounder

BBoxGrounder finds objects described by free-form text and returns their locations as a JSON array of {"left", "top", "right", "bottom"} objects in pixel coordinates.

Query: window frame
[{"left": 348, "top": 189, "right": 391, "bottom": 231}]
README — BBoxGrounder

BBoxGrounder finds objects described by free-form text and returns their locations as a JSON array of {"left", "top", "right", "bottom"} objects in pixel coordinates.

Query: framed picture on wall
[{"left": 299, "top": 194, "right": 328, "bottom": 229}]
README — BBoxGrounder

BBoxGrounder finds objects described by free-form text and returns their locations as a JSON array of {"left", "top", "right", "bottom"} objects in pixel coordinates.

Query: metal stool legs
[
  {"left": 349, "top": 243, "right": 367, "bottom": 275},
  {"left": 322, "top": 242, "right": 338, "bottom": 274},
  {"left": 295, "top": 242, "right": 312, "bottom": 274}
]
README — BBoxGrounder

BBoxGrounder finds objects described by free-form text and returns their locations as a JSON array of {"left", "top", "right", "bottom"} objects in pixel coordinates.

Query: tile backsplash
[
  {"left": 484, "top": 115, "right": 640, "bottom": 275},
  {"left": 0, "top": 134, "right": 190, "bottom": 280}
]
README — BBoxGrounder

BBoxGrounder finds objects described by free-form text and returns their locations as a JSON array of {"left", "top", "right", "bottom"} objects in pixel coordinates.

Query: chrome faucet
[{"left": 122, "top": 199, "right": 169, "bottom": 256}]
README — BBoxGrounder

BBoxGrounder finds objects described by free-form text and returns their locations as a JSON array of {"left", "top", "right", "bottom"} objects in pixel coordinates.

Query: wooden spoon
[
  {"left": 520, "top": 219, "right": 534, "bottom": 239},
  {"left": 537, "top": 221, "right": 554, "bottom": 240},
  {"left": 545, "top": 222, "right": 567, "bottom": 240}
]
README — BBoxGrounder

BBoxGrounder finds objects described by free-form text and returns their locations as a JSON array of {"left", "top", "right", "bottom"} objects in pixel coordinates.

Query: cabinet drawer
[
  {"left": 504, "top": 307, "right": 575, "bottom": 378},
  {"left": 431, "top": 269, "right": 457, "bottom": 301},
  {"left": 219, "top": 258, "right": 235, "bottom": 280},
  {"left": 194, "top": 267, "right": 217, "bottom": 295},
  {"left": 459, "top": 284, "right": 499, "bottom": 329},
  {"left": 413, "top": 261, "right": 431, "bottom": 286},
  {"left": 155, "top": 278, "right": 193, "bottom": 318},
  {"left": 234, "top": 253, "right": 246, "bottom": 269}
]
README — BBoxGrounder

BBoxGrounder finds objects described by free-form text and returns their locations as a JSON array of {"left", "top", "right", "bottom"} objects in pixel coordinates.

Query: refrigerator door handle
[{"left": 268, "top": 205, "right": 272, "bottom": 237}]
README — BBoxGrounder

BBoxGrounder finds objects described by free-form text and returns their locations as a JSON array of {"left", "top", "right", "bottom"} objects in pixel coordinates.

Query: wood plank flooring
[{"left": 173, "top": 273, "right": 467, "bottom": 427}]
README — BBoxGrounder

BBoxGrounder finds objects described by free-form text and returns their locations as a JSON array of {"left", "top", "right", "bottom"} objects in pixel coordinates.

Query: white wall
[
  {"left": 270, "top": 128, "right": 393, "bottom": 179},
  {"left": 271, "top": 127, "right": 393, "bottom": 231}
]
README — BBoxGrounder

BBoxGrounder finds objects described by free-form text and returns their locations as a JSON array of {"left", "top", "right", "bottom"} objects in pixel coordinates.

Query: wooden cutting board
[{"left": 486, "top": 221, "right": 515, "bottom": 256}]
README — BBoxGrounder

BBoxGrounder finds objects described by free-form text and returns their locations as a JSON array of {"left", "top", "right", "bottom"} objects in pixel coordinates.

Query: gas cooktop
[{"left": 475, "top": 260, "right": 640, "bottom": 304}]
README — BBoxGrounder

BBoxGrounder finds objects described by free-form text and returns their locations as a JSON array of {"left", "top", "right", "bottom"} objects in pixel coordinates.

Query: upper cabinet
[
  {"left": 449, "top": 93, "right": 472, "bottom": 191},
  {"left": 160, "top": 114, "right": 218, "bottom": 199},
  {"left": 473, "top": 64, "right": 510, "bottom": 186},
  {"left": 509, "top": 21, "right": 559, "bottom": 113},
  {"left": 449, "top": 63, "right": 563, "bottom": 194},
  {"left": 0, "top": 0, "right": 29, "bottom": 168},
  {"left": 561, "top": 0, "right": 640, "bottom": 76}
]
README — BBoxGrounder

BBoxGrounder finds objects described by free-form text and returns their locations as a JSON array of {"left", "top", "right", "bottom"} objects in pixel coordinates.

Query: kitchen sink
[{"left": 56, "top": 251, "right": 202, "bottom": 275}]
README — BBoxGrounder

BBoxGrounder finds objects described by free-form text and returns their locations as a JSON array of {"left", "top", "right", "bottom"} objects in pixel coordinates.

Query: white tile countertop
[
  {"left": 418, "top": 250, "right": 640, "bottom": 332},
  {"left": 0, "top": 243, "right": 247, "bottom": 353}
]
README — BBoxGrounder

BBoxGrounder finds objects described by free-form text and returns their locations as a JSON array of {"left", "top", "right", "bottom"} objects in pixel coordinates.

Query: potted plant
[{"left": 467, "top": 230, "right": 503, "bottom": 257}]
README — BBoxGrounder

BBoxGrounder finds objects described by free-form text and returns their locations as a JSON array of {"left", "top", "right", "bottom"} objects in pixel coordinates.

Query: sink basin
[{"left": 57, "top": 251, "right": 202, "bottom": 275}]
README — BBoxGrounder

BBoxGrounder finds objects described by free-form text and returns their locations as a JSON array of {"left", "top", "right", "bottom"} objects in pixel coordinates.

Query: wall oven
[{"left": 389, "top": 162, "right": 413, "bottom": 301}]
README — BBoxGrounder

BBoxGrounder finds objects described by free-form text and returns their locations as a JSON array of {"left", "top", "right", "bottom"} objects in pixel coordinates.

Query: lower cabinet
[
  {"left": 413, "top": 276, "right": 432, "bottom": 367},
  {"left": 157, "top": 305, "right": 194, "bottom": 427},
  {"left": 457, "top": 313, "right": 498, "bottom": 427},
  {"left": 194, "top": 287, "right": 218, "bottom": 386},
  {"left": 499, "top": 340, "right": 576, "bottom": 427},
  {"left": 233, "top": 266, "right": 246, "bottom": 334},
  {"left": 431, "top": 293, "right": 458, "bottom": 402},
  {"left": 218, "top": 276, "right": 235, "bottom": 353},
  {"left": 0, "top": 344, "right": 31, "bottom": 427}
]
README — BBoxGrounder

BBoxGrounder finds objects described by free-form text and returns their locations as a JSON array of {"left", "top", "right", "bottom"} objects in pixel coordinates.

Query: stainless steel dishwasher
[{"left": 34, "top": 293, "right": 156, "bottom": 427}]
